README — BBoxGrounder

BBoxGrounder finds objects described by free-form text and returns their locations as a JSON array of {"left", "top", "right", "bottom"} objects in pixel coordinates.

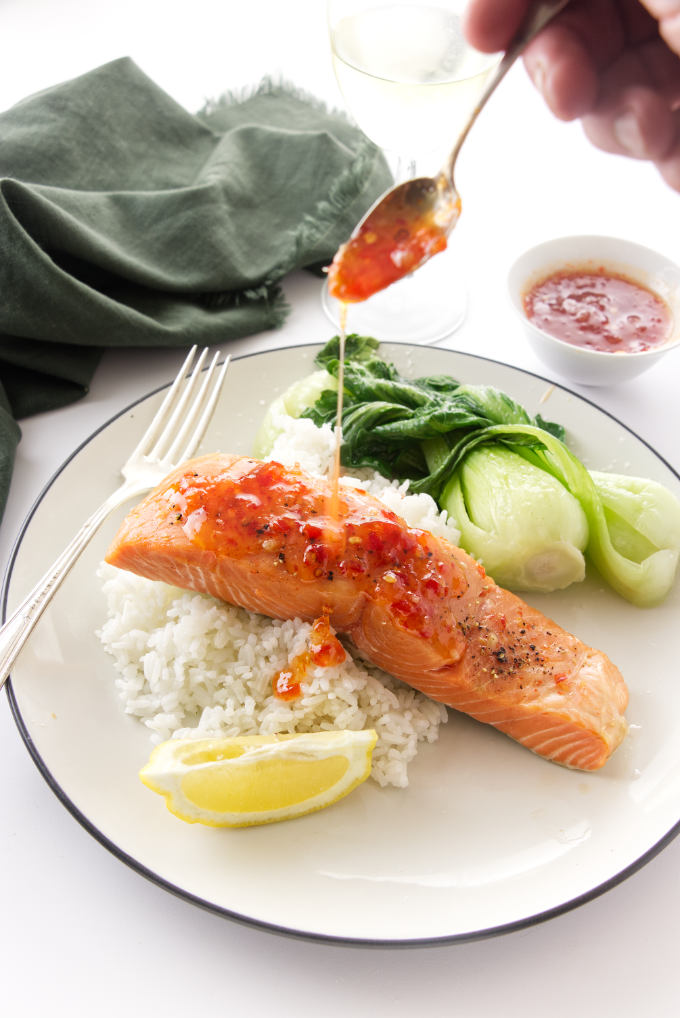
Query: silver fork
[{"left": 0, "top": 345, "right": 230, "bottom": 690}]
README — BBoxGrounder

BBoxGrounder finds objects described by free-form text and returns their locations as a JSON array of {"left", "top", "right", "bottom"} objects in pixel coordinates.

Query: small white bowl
[{"left": 507, "top": 235, "right": 680, "bottom": 385}]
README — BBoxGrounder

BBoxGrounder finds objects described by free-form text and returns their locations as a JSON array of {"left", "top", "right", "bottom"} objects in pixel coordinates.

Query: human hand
[{"left": 463, "top": 0, "right": 680, "bottom": 191}]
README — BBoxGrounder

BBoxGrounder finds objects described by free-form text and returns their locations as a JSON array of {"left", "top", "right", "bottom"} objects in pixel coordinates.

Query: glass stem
[{"left": 386, "top": 152, "right": 418, "bottom": 185}]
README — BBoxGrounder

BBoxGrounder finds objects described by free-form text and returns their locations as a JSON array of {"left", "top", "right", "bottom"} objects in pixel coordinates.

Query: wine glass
[{"left": 323, "top": 0, "right": 500, "bottom": 344}]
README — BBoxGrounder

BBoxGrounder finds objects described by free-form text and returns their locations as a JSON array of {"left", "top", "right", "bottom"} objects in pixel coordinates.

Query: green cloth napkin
[{"left": 0, "top": 56, "right": 391, "bottom": 521}]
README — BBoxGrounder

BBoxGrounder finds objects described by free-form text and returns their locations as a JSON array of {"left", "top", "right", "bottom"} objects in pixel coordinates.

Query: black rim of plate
[{"left": 4, "top": 342, "right": 680, "bottom": 948}]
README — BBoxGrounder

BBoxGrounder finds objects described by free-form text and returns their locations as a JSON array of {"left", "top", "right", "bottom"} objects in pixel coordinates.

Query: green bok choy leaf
[{"left": 254, "top": 335, "right": 680, "bottom": 606}]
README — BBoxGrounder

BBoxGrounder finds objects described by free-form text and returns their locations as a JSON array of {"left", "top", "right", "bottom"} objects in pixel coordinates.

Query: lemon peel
[{"left": 139, "top": 730, "right": 377, "bottom": 827}]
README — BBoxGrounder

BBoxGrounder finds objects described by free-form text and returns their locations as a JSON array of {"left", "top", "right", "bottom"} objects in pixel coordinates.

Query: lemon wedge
[{"left": 139, "top": 730, "right": 377, "bottom": 827}]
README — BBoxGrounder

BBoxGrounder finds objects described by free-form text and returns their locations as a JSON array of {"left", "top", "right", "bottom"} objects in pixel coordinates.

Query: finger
[
  {"left": 655, "top": 109, "right": 680, "bottom": 190},
  {"left": 462, "top": 0, "right": 530, "bottom": 52},
  {"left": 640, "top": 1, "right": 680, "bottom": 56},
  {"left": 582, "top": 84, "right": 678, "bottom": 160},
  {"left": 523, "top": 25, "right": 599, "bottom": 120},
  {"left": 637, "top": 37, "right": 680, "bottom": 102}
]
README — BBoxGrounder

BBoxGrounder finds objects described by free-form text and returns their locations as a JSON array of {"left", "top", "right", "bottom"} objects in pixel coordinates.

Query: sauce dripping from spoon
[
  {"left": 323, "top": 303, "right": 347, "bottom": 552},
  {"left": 329, "top": 301, "right": 348, "bottom": 511},
  {"left": 327, "top": 178, "right": 461, "bottom": 303},
  {"left": 326, "top": 0, "right": 570, "bottom": 305}
]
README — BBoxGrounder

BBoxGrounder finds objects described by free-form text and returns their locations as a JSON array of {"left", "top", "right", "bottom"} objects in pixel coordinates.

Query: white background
[{"left": 1, "top": 2, "right": 680, "bottom": 1015}]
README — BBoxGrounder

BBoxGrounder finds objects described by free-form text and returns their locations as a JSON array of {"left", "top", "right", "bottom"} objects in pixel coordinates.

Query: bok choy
[
  {"left": 440, "top": 446, "right": 589, "bottom": 592},
  {"left": 254, "top": 335, "right": 680, "bottom": 607},
  {"left": 253, "top": 369, "right": 336, "bottom": 459}
]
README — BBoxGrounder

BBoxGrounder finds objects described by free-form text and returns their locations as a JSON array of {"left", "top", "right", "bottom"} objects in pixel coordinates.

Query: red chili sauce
[
  {"left": 174, "top": 458, "right": 467, "bottom": 658},
  {"left": 523, "top": 267, "right": 672, "bottom": 354},
  {"left": 327, "top": 179, "right": 461, "bottom": 303},
  {"left": 272, "top": 612, "right": 346, "bottom": 701}
]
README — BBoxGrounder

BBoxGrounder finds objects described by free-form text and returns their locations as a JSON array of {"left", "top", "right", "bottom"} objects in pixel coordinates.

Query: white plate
[{"left": 5, "top": 341, "right": 680, "bottom": 945}]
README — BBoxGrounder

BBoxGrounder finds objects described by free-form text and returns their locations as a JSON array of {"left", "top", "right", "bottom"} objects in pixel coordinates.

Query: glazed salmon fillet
[{"left": 105, "top": 454, "right": 629, "bottom": 770}]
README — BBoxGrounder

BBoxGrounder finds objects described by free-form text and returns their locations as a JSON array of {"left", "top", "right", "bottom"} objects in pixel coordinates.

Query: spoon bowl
[
  {"left": 327, "top": 0, "right": 570, "bottom": 304},
  {"left": 327, "top": 174, "right": 461, "bottom": 303}
]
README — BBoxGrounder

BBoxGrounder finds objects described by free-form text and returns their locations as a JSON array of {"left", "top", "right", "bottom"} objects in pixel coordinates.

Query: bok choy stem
[{"left": 257, "top": 335, "right": 680, "bottom": 606}]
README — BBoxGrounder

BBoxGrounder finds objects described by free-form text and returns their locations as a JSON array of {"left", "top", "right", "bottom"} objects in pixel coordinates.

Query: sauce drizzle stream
[{"left": 328, "top": 302, "right": 347, "bottom": 520}]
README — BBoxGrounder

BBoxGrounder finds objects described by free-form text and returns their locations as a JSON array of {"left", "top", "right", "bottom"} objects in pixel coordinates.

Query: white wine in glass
[{"left": 324, "top": 0, "right": 499, "bottom": 344}]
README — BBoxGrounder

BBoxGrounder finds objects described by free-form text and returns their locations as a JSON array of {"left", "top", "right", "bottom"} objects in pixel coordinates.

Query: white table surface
[{"left": 2, "top": 2, "right": 680, "bottom": 1015}]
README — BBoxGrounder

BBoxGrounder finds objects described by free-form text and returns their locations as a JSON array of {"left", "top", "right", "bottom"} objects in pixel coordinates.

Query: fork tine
[
  {"left": 160, "top": 349, "right": 220, "bottom": 464},
  {"left": 164, "top": 351, "right": 230, "bottom": 464},
  {"left": 125, "top": 346, "right": 201, "bottom": 463},
  {"left": 175, "top": 353, "right": 231, "bottom": 464},
  {"left": 146, "top": 347, "right": 211, "bottom": 463}
]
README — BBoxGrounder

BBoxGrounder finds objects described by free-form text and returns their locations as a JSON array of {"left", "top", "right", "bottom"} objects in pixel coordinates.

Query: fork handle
[{"left": 0, "top": 489, "right": 126, "bottom": 691}]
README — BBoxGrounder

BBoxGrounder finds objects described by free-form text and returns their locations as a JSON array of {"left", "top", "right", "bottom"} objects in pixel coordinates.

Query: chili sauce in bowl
[{"left": 508, "top": 236, "right": 680, "bottom": 385}]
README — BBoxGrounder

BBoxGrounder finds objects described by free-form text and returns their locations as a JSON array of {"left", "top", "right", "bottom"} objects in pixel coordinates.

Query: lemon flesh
[{"left": 139, "top": 730, "right": 377, "bottom": 827}]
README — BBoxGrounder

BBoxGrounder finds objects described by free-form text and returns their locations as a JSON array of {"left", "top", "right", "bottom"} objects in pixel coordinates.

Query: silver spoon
[{"left": 327, "top": 0, "right": 571, "bottom": 303}]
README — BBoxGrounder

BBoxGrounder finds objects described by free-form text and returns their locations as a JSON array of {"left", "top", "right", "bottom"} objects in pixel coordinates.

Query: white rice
[{"left": 98, "top": 415, "right": 460, "bottom": 788}]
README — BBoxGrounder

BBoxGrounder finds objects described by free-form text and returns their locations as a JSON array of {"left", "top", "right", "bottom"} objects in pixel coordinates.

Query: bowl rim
[{"left": 507, "top": 234, "right": 680, "bottom": 362}]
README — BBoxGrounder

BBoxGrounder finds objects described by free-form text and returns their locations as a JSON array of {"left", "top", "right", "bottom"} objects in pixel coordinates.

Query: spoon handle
[{"left": 443, "top": 0, "right": 571, "bottom": 182}]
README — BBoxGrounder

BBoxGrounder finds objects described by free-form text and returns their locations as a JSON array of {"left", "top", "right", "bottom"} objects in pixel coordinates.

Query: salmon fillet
[{"left": 105, "top": 454, "right": 629, "bottom": 770}]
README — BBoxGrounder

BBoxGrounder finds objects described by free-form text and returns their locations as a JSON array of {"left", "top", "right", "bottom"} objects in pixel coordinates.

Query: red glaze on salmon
[{"left": 105, "top": 454, "right": 629, "bottom": 770}]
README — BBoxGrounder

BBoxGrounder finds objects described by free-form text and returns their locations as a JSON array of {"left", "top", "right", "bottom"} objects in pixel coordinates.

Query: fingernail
[
  {"left": 529, "top": 59, "right": 546, "bottom": 94},
  {"left": 614, "top": 111, "right": 647, "bottom": 157}
]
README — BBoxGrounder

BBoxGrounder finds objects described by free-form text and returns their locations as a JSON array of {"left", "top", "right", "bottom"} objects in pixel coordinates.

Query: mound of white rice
[{"left": 98, "top": 415, "right": 460, "bottom": 788}]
